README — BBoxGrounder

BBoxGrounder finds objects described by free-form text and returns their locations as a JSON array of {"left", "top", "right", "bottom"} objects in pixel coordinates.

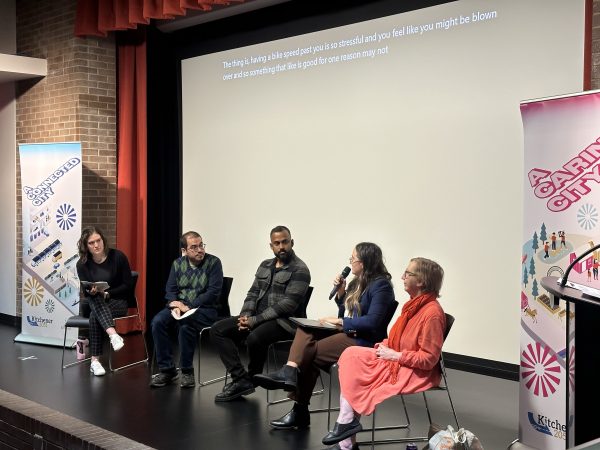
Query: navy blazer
[{"left": 335, "top": 277, "right": 396, "bottom": 347}]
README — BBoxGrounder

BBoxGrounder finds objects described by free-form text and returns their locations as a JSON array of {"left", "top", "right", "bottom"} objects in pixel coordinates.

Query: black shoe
[
  {"left": 322, "top": 417, "right": 363, "bottom": 445},
  {"left": 270, "top": 403, "right": 310, "bottom": 429},
  {"left": 214, "top": 378, "right": 255, "bottom": 402},
  {"left": 253, "top": 365, "right": 298, "bottom": 391},
  {"left": 149, "top": 370, "right": 179, "bottom": 388},
  {"left": 180, "top": 372, "right": 196, "bottom": 388}
]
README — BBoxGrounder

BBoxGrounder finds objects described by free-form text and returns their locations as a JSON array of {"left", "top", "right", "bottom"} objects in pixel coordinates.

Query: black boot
[
  {"left": 270, "top": 402, "right": 310, "bottom": 429},
  {"left": 322, "top": 417, "right": 363, "bottom": 445},
  {"left": 253, "top": 364, "right": 298, "bottom": 391}
]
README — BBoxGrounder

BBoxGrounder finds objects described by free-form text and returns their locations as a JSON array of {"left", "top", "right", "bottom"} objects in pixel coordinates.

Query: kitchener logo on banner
[
  {"left": 15, "top": 143, "right": 82, "bottom": 347},
  {"left": 520, "top": 92, "right": 600, "bottom": 449}
]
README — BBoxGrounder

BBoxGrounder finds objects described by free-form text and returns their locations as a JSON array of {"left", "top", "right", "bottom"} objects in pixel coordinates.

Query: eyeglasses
[
  {"left": 349, "top": 257, "right": 361, "bottom": 264},
  {"left": 403, "top": 270, "right": 418, "bottom": 278},
  {"left": 188, "top": 243, "right": 206, "bottom": 251}
]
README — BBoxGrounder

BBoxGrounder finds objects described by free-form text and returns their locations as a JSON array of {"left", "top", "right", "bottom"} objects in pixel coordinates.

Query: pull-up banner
[
  {"left": 520, "top": 91, "right": 600, "bottom": 449},
  {"left": 15, "top": 142, "right": 82, "bottom": 347}
]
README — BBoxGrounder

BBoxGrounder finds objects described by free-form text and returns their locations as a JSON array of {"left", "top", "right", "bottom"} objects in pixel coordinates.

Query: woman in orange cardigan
[{"left": 322, "top": 257, "right": 446, "bottom": 450}]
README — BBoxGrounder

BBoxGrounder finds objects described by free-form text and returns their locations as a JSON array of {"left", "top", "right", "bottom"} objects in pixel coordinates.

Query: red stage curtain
[
  {"left": 75, "top": 0, "right": 244, "bottom": 37},
  {"left": 74, "top": 0, "right": 246, "bottom": 329},
  {"left": 115, "top": 28, "right": 148, "bottom": 331}
]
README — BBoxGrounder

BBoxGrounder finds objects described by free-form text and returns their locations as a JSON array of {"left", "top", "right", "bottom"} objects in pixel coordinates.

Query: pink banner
[{"left": 520, "top": 91, "right": 600, "bottom": 449}]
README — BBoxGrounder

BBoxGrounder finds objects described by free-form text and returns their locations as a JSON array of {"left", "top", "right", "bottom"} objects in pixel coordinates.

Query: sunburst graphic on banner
[
  {"left": 56, "top": 203, "right": 77, "bottom": 230},
  {"left": 23, "top": 277, "right": 44, "bottom": 306},
  {"left": 577, "top": 203, "right": 598, "bottom": 230},
  {"left": 45, "top": 299, "right": 55, "bottom": 314},
  {"left": 569, "top": 345, "right": 575, "bottom": 392},
  {"left": 521, "top": 341, "right": 561, "bottom": 397}
]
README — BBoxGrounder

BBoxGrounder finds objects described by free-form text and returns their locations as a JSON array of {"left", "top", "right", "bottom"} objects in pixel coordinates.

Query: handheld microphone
[{"left": 329, "top": 266, "right": 351, "bottom": 300}]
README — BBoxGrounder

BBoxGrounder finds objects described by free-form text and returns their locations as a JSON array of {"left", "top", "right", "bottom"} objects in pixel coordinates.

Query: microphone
[{"left": 329, "top": 266, "right": 351, "bottom": 300}]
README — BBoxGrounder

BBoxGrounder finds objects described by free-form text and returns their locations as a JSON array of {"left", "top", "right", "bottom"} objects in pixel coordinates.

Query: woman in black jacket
[{"left": 76, "top": 226, "right": 134, "bottom": 376}]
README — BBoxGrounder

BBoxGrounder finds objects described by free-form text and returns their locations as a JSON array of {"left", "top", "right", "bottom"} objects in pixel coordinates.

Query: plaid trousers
[{"left": 85, "top": 297, "right": 128, "bottom": 356}]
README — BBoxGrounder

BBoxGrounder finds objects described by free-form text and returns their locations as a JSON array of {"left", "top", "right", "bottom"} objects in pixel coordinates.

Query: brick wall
[
  {"left": 0, "top": 389, "right": 152, "bottom": 450},
  {"left": 15, "top": 0, "right": 117, "bottom": 316}
]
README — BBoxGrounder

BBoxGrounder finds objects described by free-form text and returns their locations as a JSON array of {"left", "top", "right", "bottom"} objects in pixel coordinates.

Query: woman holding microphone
[{"left": 253, "top": 242, "right": 396, "bottom": 430}]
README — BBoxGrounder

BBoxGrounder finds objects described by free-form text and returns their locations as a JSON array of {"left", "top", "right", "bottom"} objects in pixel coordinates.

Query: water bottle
[
  {"left": 406, "top": 444, "right": 418, "bottom": 450},
  {"left": 76, "top": 338, "right": 89, "bottom": 360}
]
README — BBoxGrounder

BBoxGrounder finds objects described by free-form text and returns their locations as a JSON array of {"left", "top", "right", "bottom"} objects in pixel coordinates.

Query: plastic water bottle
[
  {"left": 406, "top": 444, "right": 418, "bottom": 450},
  {"left": 76, "top": 338, "right": 89, "bottom": 360}
]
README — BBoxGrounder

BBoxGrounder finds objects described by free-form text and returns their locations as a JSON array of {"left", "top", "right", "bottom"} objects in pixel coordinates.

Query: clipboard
[{"left": 289, "top": 317, "right": 340, "bottom": 331}]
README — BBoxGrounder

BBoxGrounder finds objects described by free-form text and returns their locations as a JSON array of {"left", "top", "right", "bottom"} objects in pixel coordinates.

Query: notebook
[
  {"left": 289, "top": 317, "right": 339, "bottom": 331},
  {"left": 80, "top": 281, "right": 110, "bottom": 291},
  {"left": 171, "top": 307, "right": 198, "bottom": 320}
]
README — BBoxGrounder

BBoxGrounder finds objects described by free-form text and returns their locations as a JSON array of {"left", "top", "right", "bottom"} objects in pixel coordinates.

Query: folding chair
[
  {"left": 355, "top": 312, "right": 460, "bottom": 448},
  {"left": 197, "top": 276, "right": 233, "bottom": 386},
  {"left": 265, "top": 287, "right": 329, "bottom": 406},
  {"left": 62, "top": 271, "right": 148, "bottom": 372},
  {"left": 109, "top": 271, "right": 149, "bottom": 371},
  {"left": 323, "top": 300, "right": 400, "bottom": 425},
  {"left": 61, "top": 315, "right": 92, "bottom": 369}
]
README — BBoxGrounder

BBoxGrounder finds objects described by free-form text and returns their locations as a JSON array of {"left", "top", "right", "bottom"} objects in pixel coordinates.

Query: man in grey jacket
[{"left": 210, "top": 225, "right": 311, "bottom": 402}]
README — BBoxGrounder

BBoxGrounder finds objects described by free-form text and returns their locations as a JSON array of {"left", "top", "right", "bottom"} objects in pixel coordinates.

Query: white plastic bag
[{"left": 428, "top": 425, "right": 483, "bottom": 450}]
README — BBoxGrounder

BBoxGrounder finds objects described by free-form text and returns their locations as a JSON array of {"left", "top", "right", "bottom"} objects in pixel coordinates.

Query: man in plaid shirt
[
  {"left": 150, "top": 231, "right": 223, "bottom": 389},
  {"left": 211, "top": 225, "right": 311, "bottom": 402}
]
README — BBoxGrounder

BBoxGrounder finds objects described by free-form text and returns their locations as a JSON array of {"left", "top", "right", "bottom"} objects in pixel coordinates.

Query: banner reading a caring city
[
  {"left": 15, "top": 142, "right": 82, "bottom": 347},
  {"left": 520, "top": 91, "right": 600, "bottom": 449}
]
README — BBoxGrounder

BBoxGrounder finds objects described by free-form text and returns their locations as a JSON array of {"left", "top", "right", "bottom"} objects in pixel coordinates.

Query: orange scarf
[{"left": 387, "top": 292, "right": 437, "bottom": 383}]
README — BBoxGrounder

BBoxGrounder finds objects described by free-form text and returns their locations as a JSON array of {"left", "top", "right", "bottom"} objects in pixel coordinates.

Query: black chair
[
  {"left": 211, "top": 284, "right": 316, "bottom": 394},
  {"left": 62, "top": 271, "right": 148, "bottom": 372},
  {"left": 61, "top": 316, "right": 92, "bottom": 369},
  {"left": 322, "top": 300, "right": 400, "bottom": 423},
  {"left": 197, "top": 276, "right": 233, "bottom": 386},
  {"left": 109, "top": 272, "right": 149, "bottom": 371},
  {"left": 265, "top": 286, "right": 328, "bottom": 406},
  {"left": 353, "top": 312, "right": 460, "bottom": 448}
]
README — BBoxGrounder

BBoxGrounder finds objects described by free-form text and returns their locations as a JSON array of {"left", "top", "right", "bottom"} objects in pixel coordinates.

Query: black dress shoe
[
  {"left": 322, "top": 417, "right": 363, "bottom": 445},
  {"left": 270, "top": 403, "right": 310, "bottom": 429},
  {"left": 214, "top": 378, "right": 255, "bottom": 402},
  {"left": 253, "top": 365, "right": 297, "bottom": 391}
]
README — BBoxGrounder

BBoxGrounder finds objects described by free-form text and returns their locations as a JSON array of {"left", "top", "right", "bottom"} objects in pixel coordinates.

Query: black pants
[{"left": 210, "top": 316, "right": 291, "bottom": 382}]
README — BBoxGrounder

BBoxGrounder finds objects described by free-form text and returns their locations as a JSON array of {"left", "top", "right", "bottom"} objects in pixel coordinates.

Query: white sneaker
[
  {"left": 90, "top": 360, "right": 106, "bottom": 376},
  {"left": 110, "top": 334, "right": 124, "bottom": 352}
]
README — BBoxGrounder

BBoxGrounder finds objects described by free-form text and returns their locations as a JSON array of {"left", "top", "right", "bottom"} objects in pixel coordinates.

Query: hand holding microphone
[{"left": 329, "top": 266, "right": 351, "bottom": 300}]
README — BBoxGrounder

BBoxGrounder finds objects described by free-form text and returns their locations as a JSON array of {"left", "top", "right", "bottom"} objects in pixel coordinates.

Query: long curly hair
[{"left": 344, "top": 242, "right": 392, "bottom": 316}]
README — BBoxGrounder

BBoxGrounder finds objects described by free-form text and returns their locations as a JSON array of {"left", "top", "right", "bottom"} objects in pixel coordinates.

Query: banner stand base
[{"left": 14, "top": 333, "right": 75, "bottom": 348}]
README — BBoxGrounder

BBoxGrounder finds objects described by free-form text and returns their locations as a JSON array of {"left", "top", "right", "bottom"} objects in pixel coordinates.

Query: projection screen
[{"left": 181, "top": 0, "right": 586, "bottom": 364}]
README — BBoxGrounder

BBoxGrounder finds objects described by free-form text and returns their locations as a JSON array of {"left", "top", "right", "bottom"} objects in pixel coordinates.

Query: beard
[{"left": 277, "top": 250, "right": 291, "bottom": 263}]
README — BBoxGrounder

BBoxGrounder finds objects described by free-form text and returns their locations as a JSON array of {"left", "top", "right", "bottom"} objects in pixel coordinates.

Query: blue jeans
[{"left": 151, "top": 307, "right": 215, "bottom": 372}]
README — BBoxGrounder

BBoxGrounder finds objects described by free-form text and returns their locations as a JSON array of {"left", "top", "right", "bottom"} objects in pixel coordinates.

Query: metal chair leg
[
  {"left": 197, "top": 326, "right": 227, "bottom": 386},
  {"left": 61, "top": 319, "right": 91, "bottom": 370},
  {"left": 266, "top": 340, "right": 327, "bottom": 407},
  {"left": 109, "top": 312, "right": 149, "bottom": 372}
]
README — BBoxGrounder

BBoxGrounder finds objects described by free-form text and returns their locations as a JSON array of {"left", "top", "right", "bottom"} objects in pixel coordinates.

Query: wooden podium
[{"left": 541, "top": 274, "right": 600, "bottom": 447}]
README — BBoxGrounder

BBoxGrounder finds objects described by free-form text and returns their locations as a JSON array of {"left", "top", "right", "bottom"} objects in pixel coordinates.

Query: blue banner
[{"left": 16, "top": 142, "right": 82, "bottom": 346}]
